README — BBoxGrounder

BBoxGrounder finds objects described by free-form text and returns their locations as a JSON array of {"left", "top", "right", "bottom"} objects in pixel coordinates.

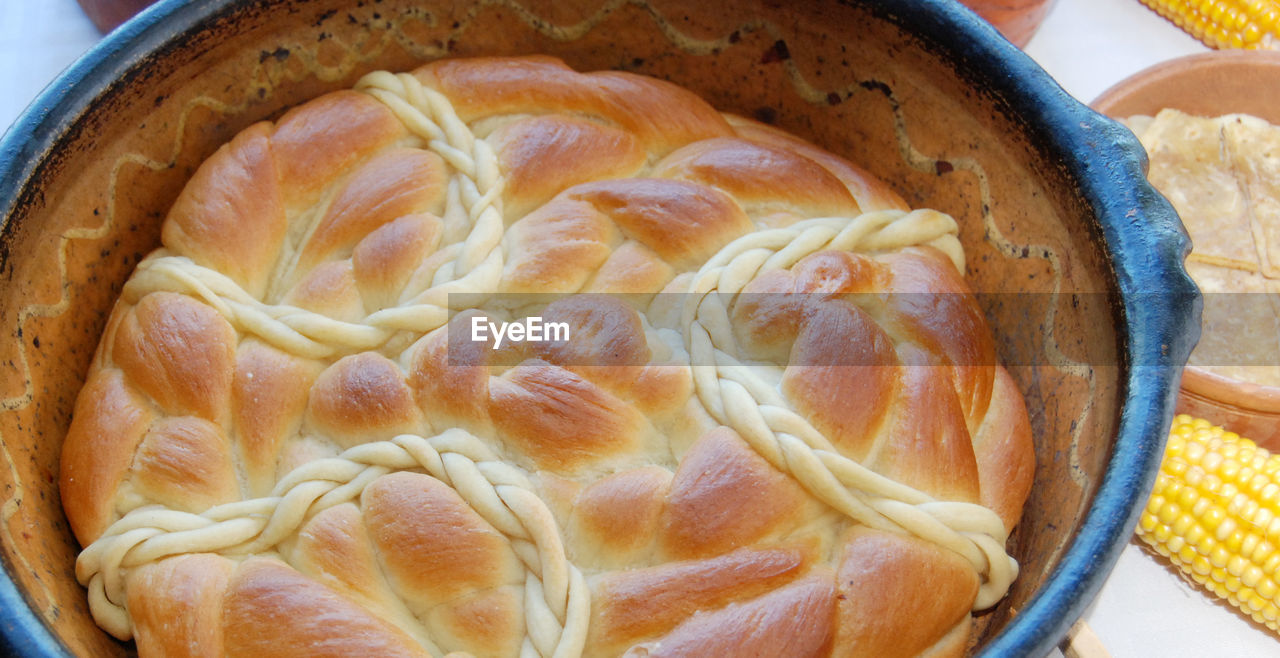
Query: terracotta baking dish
[
  {"left": 0, "top": 0, "right": 1197, "bottom": 656},
  {"left": 1094, "top": 50, "right": 1280, "bottom": 449}
]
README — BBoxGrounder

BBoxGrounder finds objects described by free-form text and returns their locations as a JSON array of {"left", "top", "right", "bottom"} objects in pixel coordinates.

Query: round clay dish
[
  {"left": 1094, "top": 50, "right": 1280, "bottom": 449},
  {"left": 1094, "top": 50, "right": 1280, "bottom": 124},
  {"left": 0, "top": 1, "right": 1197, "bottom": 656}
]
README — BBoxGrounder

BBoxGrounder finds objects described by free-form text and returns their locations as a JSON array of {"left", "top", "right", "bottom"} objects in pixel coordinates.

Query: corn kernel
[
  {"left": 1225, "top": 529, "right": 1244, "bottom": 553},
  {"left": 1179, "top": 486, "right": 1199, "bottom": 509},
  {"left": 1245, "top": 565, "right": 1265, "bottom": 588},
  {"left": 1211, "top": 544, "right": 1232, "bottom": 568},
  {"left": 1218, "top": 516, "right": 1239, "bottom": 540},
  {"left": 1246, "top": 503, "right": 1267, "bottom": 526},
  {"left": 1267, "top": 516, "right": 1280, "bottom": 540},
  {"left": 1256, "top": 540, "right": 1277, "bottom": 565},
  {"left": 1175, "top": 513, "right": 1197, "bottom": 536}
]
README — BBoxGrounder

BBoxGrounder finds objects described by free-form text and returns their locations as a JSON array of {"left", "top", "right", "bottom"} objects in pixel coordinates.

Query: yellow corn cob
[
  {"left": 1138, "top": 414, "right": 1280, "bottom": 631},
  {"left": 1140, "top": 0, "right": 1280, "bottom": 49}
]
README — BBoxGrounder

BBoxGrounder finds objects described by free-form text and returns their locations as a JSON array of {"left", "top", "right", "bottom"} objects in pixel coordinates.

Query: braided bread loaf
[{"left": 60, "top": 56, "right": 1035, "bottom": 657}]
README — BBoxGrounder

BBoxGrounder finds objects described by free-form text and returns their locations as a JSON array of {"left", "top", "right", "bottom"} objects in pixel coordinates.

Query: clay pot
[{"left": 0, "top": 1, "right": 1195, "bottom": 656}]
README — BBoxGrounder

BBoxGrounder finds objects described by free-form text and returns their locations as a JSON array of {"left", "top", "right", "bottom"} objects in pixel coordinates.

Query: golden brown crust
[
  {"left": 588, "top": 545, "right": 810, "bottom": 654},
  {"left": 627, "top": 574, "right": 837, "bottom": 658},
  {"left": 280, "top": 260, "right": 365, "bottom": 321},
  {"left": 290, "top": 503, "right": 395, "bottom": 609},
  {"left": 295, "top": 148, "right": 447, "bottom": 273},
  {"left": 232, "top": 341, "right": 322, "bottom": 496},
  {"left": 428, "top": 586, "right": 526, "bottom": 657},
  {"left": 580, "top": 240, "right": 674, "bottom": 294},
  {"left": 872, "top": 344, "right": 982, "bottom": 503},
  {"left": 362, "top": 472, "right": 524, "bottom": 607},
  {"left": 570, "top": 466, "right": 672, "bottom": 564},
  {"left": 222, "top": 558, "right": 429, "bottom": 658},
  {"left": 727, "top": 115, "right": 909, "bottom": 213},
  {"left": 62, "top": 55, "right": 1034, "bottom": 657},
  {"left": 269, "top": 90, "right": 409, "bottom": 211},
  {"left": 781, "top": 300, "right": 902, "bottom": 461},
  {"left": 489, "top": 363, "right": 645, "bottom": 470},
  {"left": 352, "top": 214, "right": 443, "bottom": 310},
  {"left": 492, "top": 115, "right": 646, "bottom": 219},
  {"left": 832, "top": 527, "right": 980, "bottom": 658},
  {"left": 566, "top": 179, "right": 754, "bottom": 268},
  {"left": 406, "top": 312, "right": 493, "bottom": 431},
  {"left": 60, "top": 367, "right": 155, "bottom": 545},
  {"left": 307, "top": 352, "right": 423, "bottom": 447},
  {"left": 126, "top": 554, "right": 235, "bottom": 658},
  {"left": 161, "top": 123, "right": 287, "bottom": 298},
  {"left": 112, "top": 292, "right": 235, "bottom": 422},
  {"left": 415, "top": 56, "right": 732, "bottom": 154},
  {"left": 659, "top": 427, "right": 810, "bottom": 559},
  {"left": 501, "top": 197, "right": 619, "bottom": 293},
  {"left": 879, "top": 248, "right": 997, "bottom": 431},
  {"left": 128, "top": 416, "right": 239, "bottom": 513},
  {"left": 973, "top": 367, "right": 1038, "bottom": 529},
  {"left": 654, "top": 137, "right": 860, "bottom": 218}
]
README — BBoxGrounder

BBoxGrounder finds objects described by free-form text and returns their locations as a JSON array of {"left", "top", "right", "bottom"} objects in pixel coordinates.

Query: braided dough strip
[
  {"left": 116, "top": 212, "right": 962, "bottom": 363},
  {"left": 680, "top": 208, "right": 1019, "bottom": 609},
  {"left": 123, "top": 253, "right": 394, "bottom": 359},
  {"left": 356, "top": 72, "right": 507, "bottom": 294},
  {"left": 75, "top": 430, "right": 590, "bottom": 657}
]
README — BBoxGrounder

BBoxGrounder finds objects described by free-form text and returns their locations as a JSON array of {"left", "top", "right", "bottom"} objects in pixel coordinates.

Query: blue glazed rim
[{"left": 0, "top": 1, "right": 1199, "bottom": 656}]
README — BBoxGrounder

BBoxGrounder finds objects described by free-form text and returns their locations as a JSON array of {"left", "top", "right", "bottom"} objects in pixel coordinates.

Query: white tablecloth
[{"left": 2, "top": 1, "right": 1278, "bottom": 656}]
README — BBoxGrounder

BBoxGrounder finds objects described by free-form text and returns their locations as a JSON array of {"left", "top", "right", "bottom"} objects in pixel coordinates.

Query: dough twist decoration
[
  {"left": 355, "top": 71, "right": 507, "bottom": 298},
  {"left": 123, "top": 253, "right": 393, "bottom": 359},
  {"left": 680, "top": 210, "right": 1017, "bottom": 609},
  {"left": 76, "top": 429, "right": 590, "bottom": 657}
]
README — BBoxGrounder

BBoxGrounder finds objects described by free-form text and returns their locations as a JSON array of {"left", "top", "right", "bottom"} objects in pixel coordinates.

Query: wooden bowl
[
  {"left": 1094, "top": 51, "right": 1280, "bottom": 449},
  {"left": 0, "top": 1, "right": 1197, "bottom": 656}
]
